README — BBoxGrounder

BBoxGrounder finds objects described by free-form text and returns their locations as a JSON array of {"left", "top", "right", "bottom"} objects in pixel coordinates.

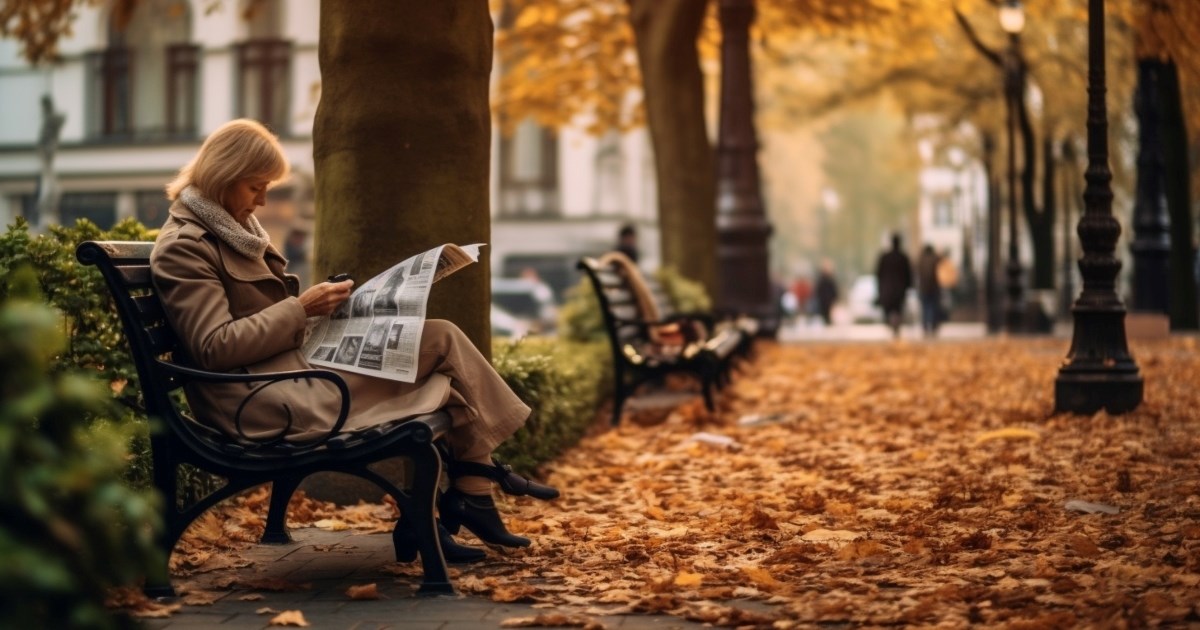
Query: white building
[{"left": 0, "top": 0, "right": 659, "bottom": 300}]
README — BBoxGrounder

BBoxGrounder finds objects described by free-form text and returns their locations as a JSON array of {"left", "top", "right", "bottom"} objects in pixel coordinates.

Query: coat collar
[{"left": 167, "top": 201, "right": 287, "bottom": 283}]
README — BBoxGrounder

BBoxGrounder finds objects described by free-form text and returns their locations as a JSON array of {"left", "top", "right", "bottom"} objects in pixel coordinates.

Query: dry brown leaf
[
  {"left": 344, "top": 583, "right": 380, "bottom": 600},
  {"left": 180, "top": 590, "right": 222, "bottom": 606},
  {"left": 238, "top": 593, "right": 265, "bottom": 601},
  {"left": 500, "top": 613, "right": 606, "bottom": 629},
  {"left": 268, "top": 610, "right": 310, "bottom": 627}
]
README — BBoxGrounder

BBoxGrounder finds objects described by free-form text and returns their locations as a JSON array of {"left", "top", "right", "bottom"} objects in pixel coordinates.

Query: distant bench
[
  {"left": 577, "top": 256, "right": 750, "bottom": 425},
  {"left": 77, "top": 241, "right": 456, "bottom": 598}
]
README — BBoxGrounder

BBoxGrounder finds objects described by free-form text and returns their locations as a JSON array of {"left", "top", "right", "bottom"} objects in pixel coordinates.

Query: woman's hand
[{"left": 299, "top": 279, "right": 354, "bottom": 317}]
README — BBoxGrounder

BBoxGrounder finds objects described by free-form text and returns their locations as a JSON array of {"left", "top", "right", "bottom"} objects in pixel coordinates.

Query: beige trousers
[{"left": 336, "top": 319, "right": 530, "bottom": 461}]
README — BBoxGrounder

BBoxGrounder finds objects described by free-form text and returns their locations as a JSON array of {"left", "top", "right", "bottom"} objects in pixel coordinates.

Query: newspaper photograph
[{"left": 301, "top": 243, "right": 483, "bottom": 383}]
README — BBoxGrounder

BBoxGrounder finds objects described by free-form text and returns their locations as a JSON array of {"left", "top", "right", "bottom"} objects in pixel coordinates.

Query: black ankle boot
[
  {"left": 447, "top": 458, "right": 560, "bottom": 501},
  {"left": 394, "top": 518, "right": 487, "bottom": 564},
  {"left": 439, "top": 487, "right": 531, "bottom": 548}
]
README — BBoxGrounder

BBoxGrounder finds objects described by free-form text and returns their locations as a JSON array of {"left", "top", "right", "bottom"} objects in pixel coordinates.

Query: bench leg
[
  {"left": 353, "top": 450, "right": 454, "bottom": 595},
  {"left": 611, "top": 389, "right": 627, "bottom": 426},
  {"left": 262, "top": 475, "right": 303, "bottom": 544},
  {"left": 702, "top": 381, "right": 716, "bottom": 412},
  {"left": 409, "top": 444, "right": 454, "bottom": 596}
]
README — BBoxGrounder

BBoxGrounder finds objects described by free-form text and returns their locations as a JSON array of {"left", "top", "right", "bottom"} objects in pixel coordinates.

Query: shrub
[
  {"left": 0, "top": 267, "right": 162, "bottom": 629},
  {"left": 491, "top": 337, "right": 611, "bottom": 474},
  {"left": 556, "top": 277, "right": 606, "bottom": 343},
  {"left": 653, "top": 266, "right": 711, "bottom": 314},
  {"left": 0, "top": 219, "right": 161, "bottom": 490}
]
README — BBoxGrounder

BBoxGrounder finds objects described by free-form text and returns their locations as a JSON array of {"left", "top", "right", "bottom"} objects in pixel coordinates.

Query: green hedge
[
  {"left": 491, "top": 337, "right": 611, "bottom": 475},
  {"left": 0, "top": 267, "right": 161, "bottom": 629}
]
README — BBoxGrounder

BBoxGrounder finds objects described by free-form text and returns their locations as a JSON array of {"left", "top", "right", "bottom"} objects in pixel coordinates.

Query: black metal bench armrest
[{"left": 154, "top": 359, "right": 352, "bottom": 452}]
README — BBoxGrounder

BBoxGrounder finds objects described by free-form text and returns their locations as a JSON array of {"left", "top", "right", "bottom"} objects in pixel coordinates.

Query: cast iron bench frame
[
  {"left": 77, "top": 240, "right": 454, "bottom": 598},
  {"left": 577, "top": 256, "right": 745, "bottom": 425}
]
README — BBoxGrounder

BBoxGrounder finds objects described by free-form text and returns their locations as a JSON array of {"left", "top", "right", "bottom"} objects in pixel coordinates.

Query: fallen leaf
[
  {"left": 268, "top": 610, "right": 310, "bottom": 627},
  {"left": 345, "top": 583, "right": 380, "bottom": 600}
]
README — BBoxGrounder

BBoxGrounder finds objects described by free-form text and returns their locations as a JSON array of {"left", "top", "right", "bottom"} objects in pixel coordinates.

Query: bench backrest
[
  {"left": 76, "top": 241, "right": 184, "bottom": 421},
  {"left": 576, "top": 256, "right": 653, "bottom": 353}
]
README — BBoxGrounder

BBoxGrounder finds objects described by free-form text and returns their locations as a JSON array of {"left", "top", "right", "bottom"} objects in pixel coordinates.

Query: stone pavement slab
[{"left": 143, "top": 528, "right": 714, "bottom": 630}]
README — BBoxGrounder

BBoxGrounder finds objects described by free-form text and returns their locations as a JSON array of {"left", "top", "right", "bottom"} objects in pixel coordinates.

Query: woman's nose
[{"left": 255, "top": 191, "right": 266, "bottom": 206}]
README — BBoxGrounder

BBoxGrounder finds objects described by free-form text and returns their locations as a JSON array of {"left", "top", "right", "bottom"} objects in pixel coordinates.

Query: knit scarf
[{"left": 180, "top": 185, "right": 271, "bottom": 260}]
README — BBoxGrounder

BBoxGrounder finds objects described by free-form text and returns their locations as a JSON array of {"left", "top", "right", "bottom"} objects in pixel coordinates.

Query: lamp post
[
  {"left": 999, "top": 1, "right": 1026, "bottom": 333},
  {"left": 1054, "top": 0, "right": 1142, "bottom": 414},
  {"left": 715, "top": 0, "right": 775, "bottom": 335}
]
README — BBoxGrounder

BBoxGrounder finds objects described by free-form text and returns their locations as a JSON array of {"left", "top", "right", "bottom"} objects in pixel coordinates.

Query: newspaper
[{"left": 301, "top": 243, "right": 484, "bottom": 383}]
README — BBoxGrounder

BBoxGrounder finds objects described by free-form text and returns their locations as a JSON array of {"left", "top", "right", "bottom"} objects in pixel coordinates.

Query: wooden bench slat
[
  {"left": 131, "top": 294, "right": 166, "bottom": 322},
  {"left": 117, "top": 265, "right": 154, "bottom": 288}
]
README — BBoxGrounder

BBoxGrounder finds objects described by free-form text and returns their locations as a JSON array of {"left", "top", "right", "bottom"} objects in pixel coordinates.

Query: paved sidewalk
[{"left": 145, "top": 528, "right": 712, "bottom": 630}]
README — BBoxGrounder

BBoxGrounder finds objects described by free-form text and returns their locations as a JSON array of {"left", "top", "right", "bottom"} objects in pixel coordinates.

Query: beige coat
[{"left": 151, "top": 202, "right": 526, "bottom": 450}]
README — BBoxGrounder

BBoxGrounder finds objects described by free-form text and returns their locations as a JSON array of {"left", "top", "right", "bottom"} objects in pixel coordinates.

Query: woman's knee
[{"left": 421, "top": 319, "right": 470, "bottom": 352}]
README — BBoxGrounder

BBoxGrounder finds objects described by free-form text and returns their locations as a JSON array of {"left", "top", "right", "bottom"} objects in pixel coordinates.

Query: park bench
[
  {"left": 643, "top": 275, "right": 760, "bottom": 361},
  {"left": 76, "top": 241, "right": 455, "bottom": 598},
  {"left": 577, "top": 256, "right": 746, "bottom": 425}
]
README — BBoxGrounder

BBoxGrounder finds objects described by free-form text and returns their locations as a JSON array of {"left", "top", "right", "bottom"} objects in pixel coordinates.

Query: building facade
[{"left": 0, "top": 0, "right": 659, "bottom": 301}]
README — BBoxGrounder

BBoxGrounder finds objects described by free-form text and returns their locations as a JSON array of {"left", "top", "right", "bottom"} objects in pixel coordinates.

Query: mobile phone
[{"left": 328, "top": 273, "right": 353, "bottom": 283}]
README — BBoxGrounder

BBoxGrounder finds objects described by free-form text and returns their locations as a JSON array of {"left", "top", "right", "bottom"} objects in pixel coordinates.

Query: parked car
[
  {"left": 491, "top": 277, "right": 557, "bottom": 334},
  {"left": 845, "top": 275, "right": 918, "bottom": 324},
  {"left": 491, "top": 303, "right": 530, "bottom": 339}
]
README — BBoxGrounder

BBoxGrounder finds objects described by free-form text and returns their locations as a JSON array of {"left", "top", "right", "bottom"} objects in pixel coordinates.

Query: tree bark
[
  {"left": 628, "top": 0, "right": 717, "bottom": 295},
  {"left": 314, "top": 1, "right": 494, "bottom": 353},
  {"left": 1156, "top": 59, "right": 1198, "bottom": 328},
  {"left": 1016, "top": 78, "right": 1055, "bottom": 290}
]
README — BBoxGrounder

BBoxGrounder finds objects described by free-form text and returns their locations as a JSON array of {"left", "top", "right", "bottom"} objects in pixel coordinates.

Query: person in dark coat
[
  {"left": 814, "top": 258, "right": 839, "bottom": 326},
  {"left": 916, "top": 244, "right": 942, "bottom": 337},
  {"left": 874, "top": 233, "right": 913, "bottom": 339}
]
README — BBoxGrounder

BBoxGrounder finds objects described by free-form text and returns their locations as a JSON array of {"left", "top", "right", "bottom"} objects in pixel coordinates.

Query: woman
[{"left": 151, "top": 119, "right": 556, "bottom": 560}]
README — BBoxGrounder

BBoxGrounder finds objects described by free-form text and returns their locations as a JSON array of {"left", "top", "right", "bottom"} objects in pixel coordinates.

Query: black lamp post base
[
  {"left": 1055, "top": 308, "right": 1143, "bottom": 414},
  {"left": 1055, "top": 373, "right": 1143, "bottom": 414}
]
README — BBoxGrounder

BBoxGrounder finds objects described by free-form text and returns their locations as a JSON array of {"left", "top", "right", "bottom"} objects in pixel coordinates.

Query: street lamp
[
  {"left": 1054, "top": 0, "right": 1142, "bottom": 413},
  {"left": 1000, "top": 0, "right": 1026, "bottom": 333},
  {"left": 715, "top": 0, "right": 775, "bottom": 336}
]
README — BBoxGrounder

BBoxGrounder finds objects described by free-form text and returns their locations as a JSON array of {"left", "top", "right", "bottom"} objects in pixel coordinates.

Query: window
[
  {"left": 18, "top": 194, "right": 37, "bottom": 224},
  {"left": 235, "top": 39, "right": 291, "bottom": 133},
  {"left": 89, "top": 0, "right": 194, "bottom": 141},
  {"left": 136, "top": 190, "right": 172, "bottom": 227},
  {"left": 166, "top": 44, "right": 200, "bottom": 138},
  {"left": 87, "top": 47, "right": 132, "bottom": 139},
  {"left": 933, "top": 196, "right": 954, "bottom": 227},
  {"left": 61, "top": 193, "right": 118, "bottom": 230},
  {"left": 498, "top": 118, "right": 560, "bottom": 218}
]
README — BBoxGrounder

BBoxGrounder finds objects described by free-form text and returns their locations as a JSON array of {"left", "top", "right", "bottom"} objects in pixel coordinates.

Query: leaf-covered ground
[{"left": 122, "top": 337, "right": 1200, "bottom": 628}]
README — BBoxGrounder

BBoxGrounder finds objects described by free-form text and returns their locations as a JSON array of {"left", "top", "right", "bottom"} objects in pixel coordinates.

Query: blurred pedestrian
[
  {"left": 875, "top": 233, "right": 913, "bottom": 339},
  {"left": 790, "top": 275, "right": 813, "bottom": 323},
  {"left": 916, "top": 244, "right": 941, "bottom": 337},
  {"left": 936, "top": 247, "right": 959, "bottom": 324},
  {"left": 615, "top": 223, "right": 640, "bottom": 264},
  {"left": 814, "top": 259, "right": 839, "bottom": 326}
]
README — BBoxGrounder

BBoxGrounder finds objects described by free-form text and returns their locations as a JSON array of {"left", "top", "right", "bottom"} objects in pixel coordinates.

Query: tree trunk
[
  {"left": 1157, "top": 59, "right": 1198, "bottom": 329},
  {"left": 628, "top": 0, "right": 717, "bottom": 295},
  {"left": 1017, "top": 84, "right": 1055, "bottom": 290},
  {"left": 314, "top": 2, "right": 494, "bottom": 353}
]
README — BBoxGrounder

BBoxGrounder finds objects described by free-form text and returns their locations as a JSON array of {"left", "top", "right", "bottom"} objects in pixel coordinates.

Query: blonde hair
[{"left": 166, "top": 119, "right": 289, "bottom": 206}]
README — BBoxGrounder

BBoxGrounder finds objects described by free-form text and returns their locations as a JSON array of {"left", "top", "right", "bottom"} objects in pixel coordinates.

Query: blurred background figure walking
[
  {"left": 814, "top": 259, "right": 839, "bottom": 326},
  {"left": 917, "top": 244, "right": 942, "bottom": 337},
  {"left": 936, "top": 247, "right": 959, "bottom": 327},
  {"left": 875, "top": 233, "right": 912, "bottom": 339},
  {"left": 790, "top": 274, "right": 813, "bottom": 325}
]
